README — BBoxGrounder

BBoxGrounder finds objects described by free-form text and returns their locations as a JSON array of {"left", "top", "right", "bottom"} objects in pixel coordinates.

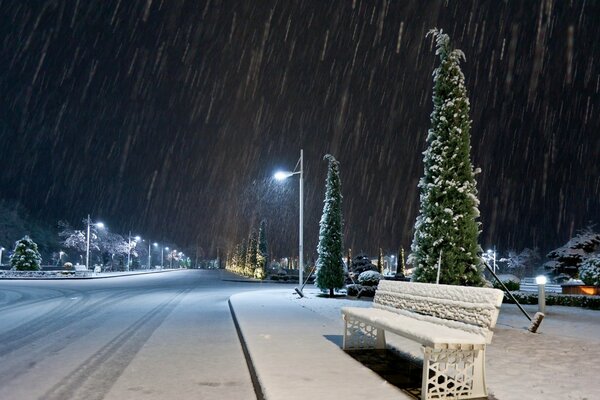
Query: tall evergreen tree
[
  {"left": 315, "top": 155, "right": 345, "bottom": 297},
  {"left": 10, "top": 236, "right": 42, "bottom": 271},
  {"left": 409, "top": 29, "right": 484, "bottom": 287},
  {"left": 255, "top": 220, "right": 268, "bottom": 279}
]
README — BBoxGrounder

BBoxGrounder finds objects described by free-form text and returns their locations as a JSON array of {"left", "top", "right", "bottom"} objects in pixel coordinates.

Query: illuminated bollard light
[{"left": 535, "top": 275, "right": 547, "bottom": 314}]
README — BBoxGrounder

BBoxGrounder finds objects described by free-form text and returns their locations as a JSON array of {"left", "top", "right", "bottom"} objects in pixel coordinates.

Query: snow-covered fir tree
[
  {"left": 255, "top": 220, "right": 268, "bottom": 279},
  {"left": 315, "top": 154, "right": 345, "bottom": 297},
  {"left": 545, "top": 226, "right": 600, "bottom": 277},
  {"left": 10, "top": 236, "right": 42, "bottom": 271},
  {"left": 409, "top": 29, "right": 484, "bottom": 287}
]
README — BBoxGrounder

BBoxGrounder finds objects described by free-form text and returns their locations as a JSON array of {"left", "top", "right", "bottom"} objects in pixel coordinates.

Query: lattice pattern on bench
[
  {"left": 423, "top": 347, "right": 485, "bottom": 399},
  {"left": 343, "top": 316, "right": 385, "bottom": 350}
]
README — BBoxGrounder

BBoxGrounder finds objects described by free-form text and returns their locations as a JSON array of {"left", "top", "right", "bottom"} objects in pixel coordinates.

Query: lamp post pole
[
  {"left": 127, "top": 231, "right": 131, "bottom": 271},
  {"left": 0, "top": 247, "right": 4, "bottom": 266},
  {"left": 299, "top": 149, "right": 304, "bottom": 288},
  {"left": 148, "top": 242, "right": 151, "bottom": 269},
  {"left": 161, "top": 246, "right": 164, "bottom": 268},
  {"left": 273, "top": 149, "right": 304, "bottom": 288},
  {"left": 86, "top": 214, "right": 91, "bottom": 270}
]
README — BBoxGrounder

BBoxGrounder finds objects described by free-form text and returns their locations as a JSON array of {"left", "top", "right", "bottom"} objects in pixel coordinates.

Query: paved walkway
[{"left": 229, "top": 287, "right": 600, "bottom": 400}]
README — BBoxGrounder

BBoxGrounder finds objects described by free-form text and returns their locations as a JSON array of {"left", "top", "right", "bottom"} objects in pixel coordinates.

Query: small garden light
[{"left": 536, "top": 275, "right": 547, "bottom": 313}]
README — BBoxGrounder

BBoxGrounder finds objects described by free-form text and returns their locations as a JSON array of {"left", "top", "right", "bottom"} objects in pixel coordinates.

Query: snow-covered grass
[
  {"left": 0, "top": 270, "right": 93, "bottom": 279},
  {"left": 288, "top": 286, "right": 600, "bottom": 400}
]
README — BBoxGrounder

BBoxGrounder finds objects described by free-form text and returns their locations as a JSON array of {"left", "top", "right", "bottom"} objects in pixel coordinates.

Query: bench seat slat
[{"left": 342, "top": 306, "right": 488, "bottom": 349}]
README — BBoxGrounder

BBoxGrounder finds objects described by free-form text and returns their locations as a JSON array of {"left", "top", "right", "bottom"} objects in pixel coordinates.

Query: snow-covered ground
[{"left": 288, "top": 287, "right": 600, "bottom": 400}]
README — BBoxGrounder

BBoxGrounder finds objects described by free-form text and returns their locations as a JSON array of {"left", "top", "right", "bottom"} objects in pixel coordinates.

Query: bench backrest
[{"left": 374, "top": 280, "right": 504, "bottom": 338}]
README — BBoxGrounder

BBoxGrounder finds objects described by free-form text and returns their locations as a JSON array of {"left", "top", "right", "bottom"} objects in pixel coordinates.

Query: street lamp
[
  {"left": 127, "top": 233, "right": 141, "bottom": 271},
  {"left": 86, "top": 215, "right": 105, "bottom": 270},
  {"left": 153, "top": 242, "right": 159, "bottom": 269},
  {"left": 486, "top": 248, "right": 497, "bottom": 274},
  {"left": 274, "top": 149, "right": 304, "bottom": 289}
]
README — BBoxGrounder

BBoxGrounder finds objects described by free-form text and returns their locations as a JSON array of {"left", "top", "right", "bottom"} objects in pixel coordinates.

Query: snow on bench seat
[
  {"left": 340, "top": 307, "right": 488, "bottom": 349},
  {"left": 341, "top": 280, "right": 503, "bottom": 400}
]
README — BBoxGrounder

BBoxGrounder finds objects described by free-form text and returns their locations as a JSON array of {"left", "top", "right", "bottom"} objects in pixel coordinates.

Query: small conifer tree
[
  {"left": 10, "top": 236, "right": 42, "bottom": 271},
  {"left": 315, "top": 155, "right": 345, "bottom": 297},
  {"left": 409, "top": 29, "right": 484, "bottom": 287}
]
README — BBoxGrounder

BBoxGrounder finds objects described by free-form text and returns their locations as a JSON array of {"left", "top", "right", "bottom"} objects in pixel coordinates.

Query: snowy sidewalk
[
  {"left": 229, "top": 289, "right": 410, "bottom": 400},
  {"left": 230, "top": 287, "right": 600, "bottom": 400}
]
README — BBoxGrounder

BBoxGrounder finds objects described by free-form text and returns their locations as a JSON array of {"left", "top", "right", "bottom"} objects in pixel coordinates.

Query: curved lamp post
[{"left": 274, "top": 149, "right": 304, "bottom": 288}]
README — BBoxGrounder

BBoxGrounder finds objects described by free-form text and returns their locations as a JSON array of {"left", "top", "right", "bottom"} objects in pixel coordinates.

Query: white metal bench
[{"left": 341, "top": 280, "right": 503, "bottom": 399}]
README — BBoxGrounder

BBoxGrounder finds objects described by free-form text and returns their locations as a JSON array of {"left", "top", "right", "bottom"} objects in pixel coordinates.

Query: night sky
[{"left": 0, "top": 1, "right": 599, "bottom": 259}]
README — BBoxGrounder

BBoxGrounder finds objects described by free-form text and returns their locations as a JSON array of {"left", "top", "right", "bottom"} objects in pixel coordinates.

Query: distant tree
[
  {"left": 315, "top": 155, "right": 345, "bottom": 297},
  {"left": 245, "top": 230, "right": 258, "bottom": 277},
  {"left": 545, "top": 226, "right": 600, "bottom": 277},
  {"left": 408, "top": 29, "right": 484, "bottom": 287},
  {"left": 499, "top": 248, "right": 541, "bottom": 277},
  {"left": 10, "top": 236, "right": 42, "bottom": 271},
  {"left": 377, "top": 248, "right": 383, "bottom": 273},
  {"left": 346, "top": 248, "right": 352, "bottom": 271},
  {"left": 395, "top": 247, "right": 406, "bottom": 278}
]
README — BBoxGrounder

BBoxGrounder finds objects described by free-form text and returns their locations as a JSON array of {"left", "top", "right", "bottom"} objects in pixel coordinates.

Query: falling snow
[{"left": 0, "top": 1, "right": 598, "bottom": 259}]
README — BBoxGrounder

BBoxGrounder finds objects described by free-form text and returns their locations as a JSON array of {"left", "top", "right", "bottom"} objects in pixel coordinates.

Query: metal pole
[
  {"left": 161, "top": 247, "right": 164, "bottom": 268},
  {"left": 86, "top": 214, "right": 91, "bottom": 270},
  {"left": 127, "top": 231, "right": 131, "bottom": 271},
  {"left": 148, "top": 242, "right": 151, "bottom": 269},
  {"left": 0, "top": 247, "right": 4, "bottom": 266},
  {"left": 493, "top": 247, "right": 497, "bottom": 274},
  {"left": 299, "top": 149, "right": 304, "bottom": 288}
]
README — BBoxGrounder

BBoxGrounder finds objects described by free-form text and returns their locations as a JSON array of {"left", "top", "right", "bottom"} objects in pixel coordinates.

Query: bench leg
[
  {"left": 342, "top": 315, "right": 386, "bottom": 350},
  {"left": 421, "top": 346, "right": 487, "bottom": 400}
]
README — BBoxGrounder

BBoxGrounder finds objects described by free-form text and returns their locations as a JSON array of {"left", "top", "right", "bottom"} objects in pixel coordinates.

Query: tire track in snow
[{"left": 40, "top": 288, "right": 191, "bottom": 400}]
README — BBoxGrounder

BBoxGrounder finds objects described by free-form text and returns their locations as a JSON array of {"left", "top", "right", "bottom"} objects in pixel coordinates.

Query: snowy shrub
[
  {"left": 579, "top": 257, "right": 600, "bottom": 286},
  {"left": 358, "top": 270, "right": 382, "bottom": 286},
  {"left": 346, "top": 284, "right": 376, "bottom": 298},
  {"left": 63, "top": 262, "right": 73, "bottom": 270}
]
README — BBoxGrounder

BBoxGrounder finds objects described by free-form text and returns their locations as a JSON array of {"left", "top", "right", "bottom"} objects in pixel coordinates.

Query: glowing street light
[
  {"left": 86, "top": 215, "right": 105, "bottom": 270},
  {"left": 273, "top": 149, "right": 304, "bottom": 290}
]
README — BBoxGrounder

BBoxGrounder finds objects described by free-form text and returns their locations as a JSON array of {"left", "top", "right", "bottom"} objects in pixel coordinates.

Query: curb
[
  {"left": 0, "top": 269, "right": 184, "bottom": 280},
  {"left": 228, "top": 298, "right": 265, "bottom": 400}
]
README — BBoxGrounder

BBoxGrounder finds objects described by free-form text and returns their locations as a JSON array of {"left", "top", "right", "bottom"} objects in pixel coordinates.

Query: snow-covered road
[{"left": 0, "top": 270, "right": 258, "bottom": 400}]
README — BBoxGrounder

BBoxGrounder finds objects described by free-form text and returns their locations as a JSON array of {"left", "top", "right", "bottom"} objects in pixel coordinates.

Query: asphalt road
[{"left": 0, "top": 269, "right": 262, "bottom": 400}]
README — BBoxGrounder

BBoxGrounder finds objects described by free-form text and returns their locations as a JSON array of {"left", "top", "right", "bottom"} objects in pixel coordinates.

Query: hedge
[{"left": 505, "top": 291, "right": 600, "bottom": 310}]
